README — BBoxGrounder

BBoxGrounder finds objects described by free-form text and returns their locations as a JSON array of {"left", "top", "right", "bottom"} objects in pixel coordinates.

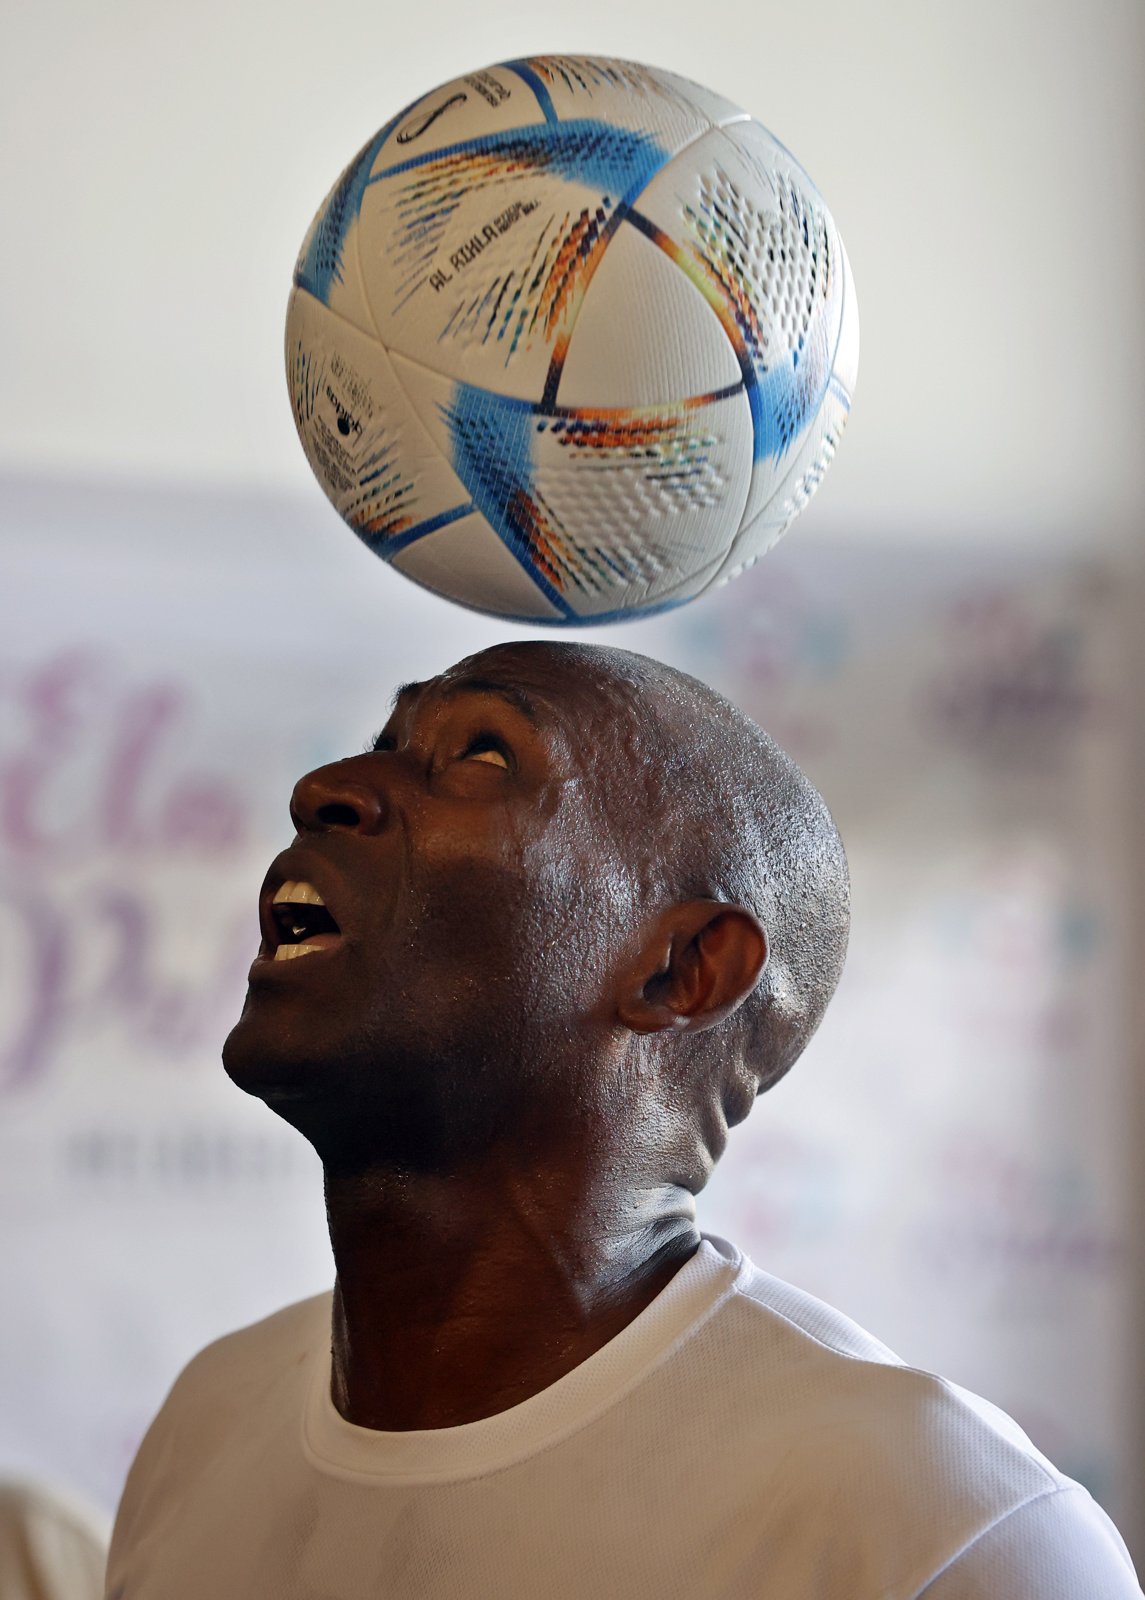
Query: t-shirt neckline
[{"left": 302, "top": 1234, "right": 746, "bottom": 1484}]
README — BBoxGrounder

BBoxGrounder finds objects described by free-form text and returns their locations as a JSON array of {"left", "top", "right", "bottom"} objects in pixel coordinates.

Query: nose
[{"left": 289, "top": 760, "right": 388, "bottom": 835}]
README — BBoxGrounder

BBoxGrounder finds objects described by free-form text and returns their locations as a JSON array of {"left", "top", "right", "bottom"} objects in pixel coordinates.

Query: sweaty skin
[{"left": 222, "top": 641, "right": 842, "bottom": 1432}]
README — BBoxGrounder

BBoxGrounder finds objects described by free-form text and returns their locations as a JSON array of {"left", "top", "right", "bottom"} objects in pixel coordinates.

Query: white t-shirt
[
  {"left": 106, "top": 1236, "right": 1142, "bottom": 1598},
  {"left": 0, "top": 1479, "right": 108, "bottom": 1600}
]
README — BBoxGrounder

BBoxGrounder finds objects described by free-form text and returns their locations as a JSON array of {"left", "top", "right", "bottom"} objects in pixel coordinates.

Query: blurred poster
[{"left": 0, "top": 478, "right": 1137, "bottom": 1542}]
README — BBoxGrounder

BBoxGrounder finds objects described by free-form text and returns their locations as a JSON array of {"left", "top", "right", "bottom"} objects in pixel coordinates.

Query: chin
[
  {"left": 222, "top": 986, "right": 529, "bottom": 1172},
  {"left": 219, "top": 1002, "right": 391, "bottom": 1161},
  {"left": 221, "top": 1003, "right": 329, "bottom": 1103}
]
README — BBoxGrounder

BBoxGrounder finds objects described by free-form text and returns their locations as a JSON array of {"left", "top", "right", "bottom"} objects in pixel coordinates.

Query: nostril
[
  {"left": 291, "top": 771, "right": 386, "bottom": 834},
  {"left": 316, "top": 802, "right": 361, "bottom": 827}
]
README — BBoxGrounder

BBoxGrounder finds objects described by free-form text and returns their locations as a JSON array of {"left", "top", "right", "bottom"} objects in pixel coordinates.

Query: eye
[{"left": 461, "top": 733, "right": 511, "bottom": 769}]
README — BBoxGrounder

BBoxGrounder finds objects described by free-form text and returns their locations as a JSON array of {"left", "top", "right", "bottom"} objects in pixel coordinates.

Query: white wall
[{"left": 2, "top": 0, "right": 1143, "bottom": 545}]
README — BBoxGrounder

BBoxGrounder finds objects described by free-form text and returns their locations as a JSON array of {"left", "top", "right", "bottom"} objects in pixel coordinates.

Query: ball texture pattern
[{"left": 287, "top": 56, "right": 859, "bottom": 623}]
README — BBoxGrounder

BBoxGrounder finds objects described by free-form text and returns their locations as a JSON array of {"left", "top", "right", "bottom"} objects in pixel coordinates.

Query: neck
[{"left": 323, "top": 1148, "right": 700, "bottom": 1431}]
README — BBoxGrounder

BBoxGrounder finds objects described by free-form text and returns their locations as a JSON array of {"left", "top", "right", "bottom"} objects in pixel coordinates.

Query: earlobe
[{"left": 616, "top": 901, "right": 768, "bottom": 1036}]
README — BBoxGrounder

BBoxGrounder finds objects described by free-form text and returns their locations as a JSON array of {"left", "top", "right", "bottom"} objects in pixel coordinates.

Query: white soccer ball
[{"left": 286, "top": 56, "right": 859, "bottom": 624}]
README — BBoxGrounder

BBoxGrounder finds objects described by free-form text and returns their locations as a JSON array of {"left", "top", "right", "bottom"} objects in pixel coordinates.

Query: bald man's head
[
  {"left": 226, "top": 639, "right": 849, "bottom": 1182},
  {"left": 449, "top": 641, "right": 850, "bottom": 1101}
]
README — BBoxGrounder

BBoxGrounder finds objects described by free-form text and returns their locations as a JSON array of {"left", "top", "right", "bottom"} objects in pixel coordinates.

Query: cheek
[
  {"left": 397, "top": 829, "right": 542, "bottom": 973},
  {"left": 382, "top": 806, "right": 629, "bottom": 1006}
]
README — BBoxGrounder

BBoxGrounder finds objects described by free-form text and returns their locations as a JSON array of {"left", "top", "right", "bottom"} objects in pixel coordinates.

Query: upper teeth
[{"left": 273, "top": 880, "right": 325, "bottom": 906}]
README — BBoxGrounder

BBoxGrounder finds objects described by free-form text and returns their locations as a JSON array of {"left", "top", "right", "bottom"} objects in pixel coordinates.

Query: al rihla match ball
[{"left": 286, "top": 56, "right": 859, "bottom": 624}]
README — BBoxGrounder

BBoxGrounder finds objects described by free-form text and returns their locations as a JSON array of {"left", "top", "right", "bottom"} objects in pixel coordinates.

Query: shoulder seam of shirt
[
  {"left": 728, "top": 1278, "right": 1061, "bottom": 1485},
  {"left": 908, "top": 1484, "right": 1101, "bottom": 1597}
]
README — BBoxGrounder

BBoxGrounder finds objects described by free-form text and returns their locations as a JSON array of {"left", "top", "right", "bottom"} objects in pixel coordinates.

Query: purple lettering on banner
[
  {"left": 101, "top": 683, "right": 184, "bottom": 848},
  {"left": 0, "top": 884, "right": 253, "bottom": 1093},
  {"left": 0, "top": 649, "right": 105, "bottom": 855},
  {"left": 0, "top": 887, "right": 67, "bottom": 1088},
  {"left": 0, "top": 649, "right": 256, "bottom": 1093},
  {"left": 0, "top": 650, "right": 246, "bottom": 859}
]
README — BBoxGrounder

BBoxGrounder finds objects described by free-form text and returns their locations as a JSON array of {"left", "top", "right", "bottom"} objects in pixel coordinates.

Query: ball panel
[
  {"left": 632, "top": 120, "right": 852, "bottom": 536},
  {"left": 293, "top": 69, "right": 551, "bottom": 334},
  {"left": 362, "top": 165, "right": 607, "bottom": 401},
  {"left": 499, "top": 57, "right": 718, "bottom": 147},
  {"left": 359, "top": 122, "right": 683, "bottom": 399},
  {"left": 530, "top": 388, "right": 753, "bottom": 617},
  {"left": 556, "top": 222, "right": 743, "bottom": 407},
  {"left": 377, "top": 66, "right": 547, "bottom": 166},
  {"left": 293, "top": 122, "right": 398, "bottom": 334},
  {"left": 640, "top": 544, "right": 738, "bottom": 607},
  {"left": 711, "top": 118, "right": 851, "bottom": 530},
  {"left": 714, "top": 378, "right": 851, "bottom": 585},
  {"left": 354, "top": 57, "right": 730, "bottom": 401},
  {"left": 391, "top": 511, "right": 565, "bottom": 621},
  {"left": 713, "top": 234, "right": 857, "bottom": 583},
  {"left": 645, "top": 66, "right": 750, "bottom": 131},
  {"left": 388, "top": 352, "right": 579, "bottom": 617},
  {"left": 284, "top": 289, "right": 472, "bottom": 556},
  {"left": 390, "top": 350, "right": 753, "bottom": 619},
  {"left": 831, "top": 234, "right": 860, "bottom": 401}
]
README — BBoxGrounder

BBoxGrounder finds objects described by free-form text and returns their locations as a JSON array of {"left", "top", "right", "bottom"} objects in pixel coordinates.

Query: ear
[{"left": 616, "top": 900, "right": 769, "bottom": 1036}]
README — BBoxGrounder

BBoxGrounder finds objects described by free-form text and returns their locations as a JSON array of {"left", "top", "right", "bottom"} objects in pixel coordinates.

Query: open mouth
[{"left": 268, "top": 880, "right": 343, "bottom": 961}]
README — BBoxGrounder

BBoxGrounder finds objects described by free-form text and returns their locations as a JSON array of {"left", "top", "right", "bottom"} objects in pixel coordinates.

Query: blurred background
[{"left": 2, "top": 0, "right": 1143, "bottom": 1579}]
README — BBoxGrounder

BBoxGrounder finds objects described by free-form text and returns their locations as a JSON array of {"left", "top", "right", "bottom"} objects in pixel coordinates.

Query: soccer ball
[{"left": 286, "top": 56, "right": 859, "bottom": 624}]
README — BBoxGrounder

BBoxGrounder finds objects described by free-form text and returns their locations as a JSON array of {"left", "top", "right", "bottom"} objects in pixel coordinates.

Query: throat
[{"left": 324, "top": 1168, "right": 701, "bottom": 1431}]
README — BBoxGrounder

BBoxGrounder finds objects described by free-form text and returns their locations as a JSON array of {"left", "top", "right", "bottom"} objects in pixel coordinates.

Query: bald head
[
  {"left": 228, "top": 637, "right": 850, "bottom": 1189},
  {"left": 448, "top": 640, "right": 850, "bottom": 1100}
]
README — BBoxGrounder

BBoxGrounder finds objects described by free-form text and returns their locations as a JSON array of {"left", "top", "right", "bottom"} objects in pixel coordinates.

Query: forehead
[{"left": 391, "top": 651, "right": 649, "bottom": 738}]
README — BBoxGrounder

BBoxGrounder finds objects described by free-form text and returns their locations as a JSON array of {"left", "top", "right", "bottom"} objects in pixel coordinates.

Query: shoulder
[
  {"left": 720, "top": 1251, "right": 1061, "bottom": 1491},
  {"left": 690, "top": 1241, "right": 1139, "bottom": 1591},
  {"left": 148, "top": 1291, "right": 334, "bottom": 1444},
  {"left": 172, "top": 1290, "right": 333, "bottom": 1394},
  {"left": 111, "top": 1291, "right": 332, "bottom": 1541},
  {"left": 0, "top": 1477, "right": 110, "bottom": 1588},
  {"left": 918, "top": 1484, "right": 1143, "bottom": 1597}
]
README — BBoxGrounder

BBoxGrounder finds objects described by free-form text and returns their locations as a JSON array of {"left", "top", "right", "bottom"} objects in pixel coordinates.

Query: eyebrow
[
  {"left": 384, "top": 677, "right": 543, "bottom": 726},
  {"left": 389, "top": 679, "right": 427, "bottom": 711},
  {"left": 436, "top": 678, "right": 542, "bottom": 725}
]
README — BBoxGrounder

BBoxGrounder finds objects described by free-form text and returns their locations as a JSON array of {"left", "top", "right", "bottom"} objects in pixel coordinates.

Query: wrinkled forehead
[{"left": 430, "top": 644, "right": 657, "bottom": 736}]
